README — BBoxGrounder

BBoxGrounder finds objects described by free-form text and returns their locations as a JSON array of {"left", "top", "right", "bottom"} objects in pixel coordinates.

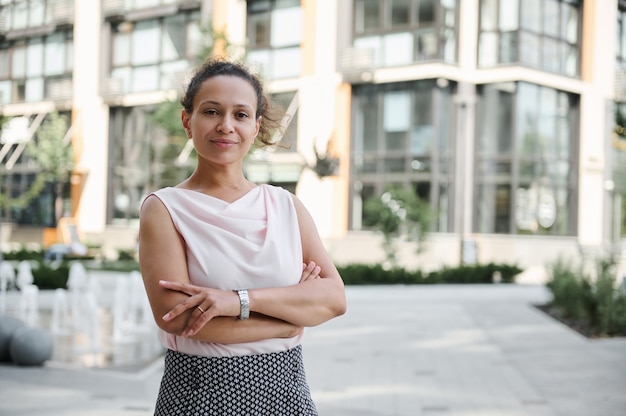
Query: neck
[{"left": 183, "top": 166, "right": 252, "bottom": 192}]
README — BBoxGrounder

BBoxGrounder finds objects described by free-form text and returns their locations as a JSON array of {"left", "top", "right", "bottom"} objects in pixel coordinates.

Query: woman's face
[{"left": 182, "top": 75, "right": 261, "bottom": 167}]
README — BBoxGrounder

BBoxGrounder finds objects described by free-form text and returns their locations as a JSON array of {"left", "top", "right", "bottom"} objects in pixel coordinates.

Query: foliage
[
  {"left": 25, "top": 112, "right": 73, "bottom": 184},
  {"left": 363, "top": 185, "right": 434, "bottom": 266},
  {"left": 337, "top": 262, "right": 521, "bottom": 285},
  {"left": 1, "top": 247, "right": 44, "bottom": 261},
  {"left": 546, "top": 256, "right": 626, "bottom": 337},
  {"left": 0, "top": 112, "right": 72, "bottom": 211},
  {"left": 31, "top": 261, "right": 70, "bottom": 290}
]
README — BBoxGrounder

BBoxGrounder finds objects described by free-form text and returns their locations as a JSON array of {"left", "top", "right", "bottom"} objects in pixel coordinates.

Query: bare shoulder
[
  {"left": 140, "top": 194, "right": 166, "bottom": 218},
  {"left": 290, "top": 193, "right": 314, "bottom": 223}
]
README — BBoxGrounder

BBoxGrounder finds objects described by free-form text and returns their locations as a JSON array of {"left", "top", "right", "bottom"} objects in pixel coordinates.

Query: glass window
[
  {"left": 357, "top": 90, "right": 379, "bottom": 152},
  {"left": 479, "top": 0, "right": 580, "bottom": 76},
  {"left": 271, "top": 47, "right": 301, "bottom": 78},
  {"left": 390, "top": 0, "right": 410, "bottom": 27},
  {"left": 499, "top": 0, "right": 518, "bottom": 31},
  {"left": 186, "top": 20, "right": 202, "bottom": 58},
  {"left": 353, "top": 0, "right": 458, "bottom": 66},
  {"left": 271, "top": 7, "right": 301, "bottom": 47},
  {"left": 355, "top": 0, "right": 381, "bottom": 33},
  {"left": 416, "top": 29, "right": 437, "bottom": 59},
  {"left": 12, "top": 2, "right": 28, "bottom": 30},
  {"left": 384, "top": 91, "right": 410, "bottom": 133},
  {"left": 476, "top": 81, "right": 577, "bottom": 235},
  {"left": 111, "top": 67, "right": 131, "bottom": 93},
  {"left": 383, "top": 32, "right": 413, "bottom": 65},
  {"left": 131, "top": 66, "right": 159, "bottom": 92},
  {"left": 26, "top": 39, "right": 43, "bottom": 78},
  {"left": 135, "top": 0, "right": 160, "bottom": 8},
  {"left": 543, "top": 0, "right": 560, "bottom": 37},
  {"left": 351, "top": 80, "right": 455, "bottom": 232},
  {"left": 480, "top": 0, "right": 497, "bottom": 31},
  {"left": 478, "top": 32, "right": 497, "bottom": 66},
  {"left": 0, "top": 80, "right": 10, "bottom": 104},
  {"left": 12, "top": 45, "right": 26, "bottom": 78},
  {"left": 542, "top": 37, "right": 560, "bottom": 73},
  {"left": 354, "top": 36, "right": 383, "bottom": 66},
  {"left": 65, "top": 38, "right": 73, "bottom": 72},
  {"left": 563, "top": 3, "right": 578, "bottom": 44},
  {"left": 113, "top": 32, "right": 131, "bottom": 67},
  {"left": 520, "top": 0, "right": 541, "bottom": 31},
  {"left": 443, "top": 28, "right": 456, "bottom": 63},
  {"left": 417, "top": 0, "right": 435, "bottom": 25},
  {"left": 132, "top": 20, "right": 160, "bottom": 65},
  {"left": 160, "top": 60, "right": 189, "bottom": 90},
  {"left": 519, "top": 31, "right": 540, "bottom": 67},
  {"left": 29, "top": 0, "right": 46, "bottom": 27},
  {"left": 25, "top": 77, "right": 43, "bottom": 101},
  {"left": 162, "top": 15, "right": 186, "bottom": 61},
  {"left": 248, "top": 10, "right": 271, "bottom": 47},
  {"left": 499, "top": 31, "right": 517, "bottom": 63},
  {"left": 0, "top": 49, "right": 9, "bottom": 78},
  {"left": 246, "top": 0, "right": 302, "bottom": 79},
  {"left": 44, "top": 34, "right": 65, "bottom": 76}
]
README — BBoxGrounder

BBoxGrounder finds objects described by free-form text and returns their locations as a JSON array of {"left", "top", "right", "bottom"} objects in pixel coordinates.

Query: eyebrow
[{"left": 200, "top": 100, "right": 254, "bottom": 110}]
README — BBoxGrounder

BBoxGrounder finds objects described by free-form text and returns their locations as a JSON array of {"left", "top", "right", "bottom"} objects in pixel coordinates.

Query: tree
[
  {"left": 363, "top": 185, "right": 433, "bottom": 268},
  {"left": 25, "top": 111, "right": 73, "bottom": 224}
]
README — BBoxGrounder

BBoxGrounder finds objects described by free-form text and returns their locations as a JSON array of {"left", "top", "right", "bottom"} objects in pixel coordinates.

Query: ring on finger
[{"left": 196, "top": 305, "right": 205, "bottom": 314}]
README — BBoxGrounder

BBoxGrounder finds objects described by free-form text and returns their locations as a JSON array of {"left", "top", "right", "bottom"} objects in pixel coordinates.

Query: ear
[
  {"left": 181, "top": 110, "right": 192, "bottom": 138},
  {"left": 254, "top": 116, "right": 262, "bottom": 138}
]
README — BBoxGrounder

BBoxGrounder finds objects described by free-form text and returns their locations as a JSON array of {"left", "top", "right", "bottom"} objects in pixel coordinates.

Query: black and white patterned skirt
[{"left": 154, "top": 345, "right": 318, "bottom": 415}]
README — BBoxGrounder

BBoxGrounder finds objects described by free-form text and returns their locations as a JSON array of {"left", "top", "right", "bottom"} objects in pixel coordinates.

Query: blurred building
[{"left": 0, "top": 0, "right": 624, "bottom": 273}]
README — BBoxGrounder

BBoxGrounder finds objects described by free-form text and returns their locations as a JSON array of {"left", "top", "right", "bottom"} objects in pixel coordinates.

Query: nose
[{"left": 216, "top": 115, "right": 234, "bottom": 133}]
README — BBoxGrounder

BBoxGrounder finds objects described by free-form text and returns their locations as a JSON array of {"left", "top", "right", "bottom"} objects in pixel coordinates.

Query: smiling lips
[{"left": 210, "top": 138, "right": 238, "bottom": 146}]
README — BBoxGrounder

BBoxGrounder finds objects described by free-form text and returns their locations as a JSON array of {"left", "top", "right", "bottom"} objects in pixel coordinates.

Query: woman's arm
[
  {"left": 138, "top": 194, "right": 302, "bottom": 343},
  {"left": 245, "top": 195, "right": 347, "bottom": 327}
]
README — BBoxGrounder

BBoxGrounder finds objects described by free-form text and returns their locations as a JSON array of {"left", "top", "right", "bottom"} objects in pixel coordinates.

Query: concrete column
[
  {"left": 578, "top": 0, "right": 617, "bottom": 247},
  {"left": 72, "top": 2, "right": 108, "bottom": 233}
]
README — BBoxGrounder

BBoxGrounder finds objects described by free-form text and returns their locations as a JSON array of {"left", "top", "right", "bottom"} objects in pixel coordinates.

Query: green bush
[
  {"left": 2, "top": 247, "right": 44, "bottom": 261},
  {"left": 546, "top": 257, "right": 626, "bottom": 337},
  {"left": 31, "top": 261, "right": 70, "bottom": 290},
  {"left": 337, "top": 262, "right": 522, "bottom": 285}
]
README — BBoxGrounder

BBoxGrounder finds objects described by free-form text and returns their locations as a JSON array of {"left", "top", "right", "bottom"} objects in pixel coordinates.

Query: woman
[{"left": 138, "top": 58, "right": 346, "bottom": 415}]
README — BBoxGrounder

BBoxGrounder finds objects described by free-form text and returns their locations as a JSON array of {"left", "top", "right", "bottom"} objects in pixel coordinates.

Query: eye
[
  {"left": 236, "top": 111, "right": 250, "bottom": 119},
  {"left": 204, "top": 109, "right": 218, "bottom": 116}
]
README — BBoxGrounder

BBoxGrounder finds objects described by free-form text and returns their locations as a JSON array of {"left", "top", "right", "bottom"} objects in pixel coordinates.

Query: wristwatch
[{"left": 234, "top": 289, "right": 250, "bottom": 320}]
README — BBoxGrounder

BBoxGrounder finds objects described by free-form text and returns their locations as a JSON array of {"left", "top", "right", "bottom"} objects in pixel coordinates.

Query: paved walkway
[{"left": 1, "top": 284, "right": 625, "bottom": 416}]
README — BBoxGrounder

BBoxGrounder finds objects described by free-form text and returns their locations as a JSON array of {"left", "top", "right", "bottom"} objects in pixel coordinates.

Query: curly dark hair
[{"left": 180, "top": 57, "right": 284, "bottom": 146}]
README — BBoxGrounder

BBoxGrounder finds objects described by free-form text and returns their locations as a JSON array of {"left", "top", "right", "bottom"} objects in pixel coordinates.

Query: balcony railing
[
  {"left": 102, "top": 0, "right": 201, "bottom": 17},
  {"left": 338, "top": 47, "right": 376, "bottom": 82},
  {"left": 100, "top": 77, "right": 124, "bottom": 100},
  {"left": 52, "top": 0, "right": 75, "bottom": 25},
  {"left": 47, "top": 77, "right": 73, "bottom": 102}
]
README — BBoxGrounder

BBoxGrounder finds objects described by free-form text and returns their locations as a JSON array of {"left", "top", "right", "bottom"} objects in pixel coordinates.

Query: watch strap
[{"left": 234, "top": 289, "right": 250, "bottom": 320}]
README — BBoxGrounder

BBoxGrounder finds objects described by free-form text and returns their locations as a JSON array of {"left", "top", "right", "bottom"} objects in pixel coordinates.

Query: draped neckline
[{"left": 171, "top": 184, "right": 261, "bottom": 206}]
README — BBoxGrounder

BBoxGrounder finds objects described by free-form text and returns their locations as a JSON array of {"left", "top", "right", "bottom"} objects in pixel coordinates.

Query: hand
[
  {"left": 300, "top": 261, "right": 321, "bottom": 283},
  {"left": 159, "top": 280, "right": 239, "bottom": 337}
]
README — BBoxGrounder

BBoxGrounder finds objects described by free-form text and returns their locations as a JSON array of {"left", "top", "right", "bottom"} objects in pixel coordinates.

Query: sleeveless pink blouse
[{"left": 150, "top": 184, "right": 304, "bottom": 357}]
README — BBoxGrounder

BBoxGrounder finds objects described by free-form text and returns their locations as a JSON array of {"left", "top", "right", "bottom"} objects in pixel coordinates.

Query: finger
[
  {"left": 300, "top": 263, "right": 321, "bottom": 282},
  {"left": 162, "top": 295, "right": 202, "bottom": 321},
  {"left": 182, "top": 309, "right": 216, "bottom": 337},
  {"left": 299, "top": 262, "right": 315, "bottom": 282},
  {"left": 159, "top": 280, "right": 201, "bottom": 296}
]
